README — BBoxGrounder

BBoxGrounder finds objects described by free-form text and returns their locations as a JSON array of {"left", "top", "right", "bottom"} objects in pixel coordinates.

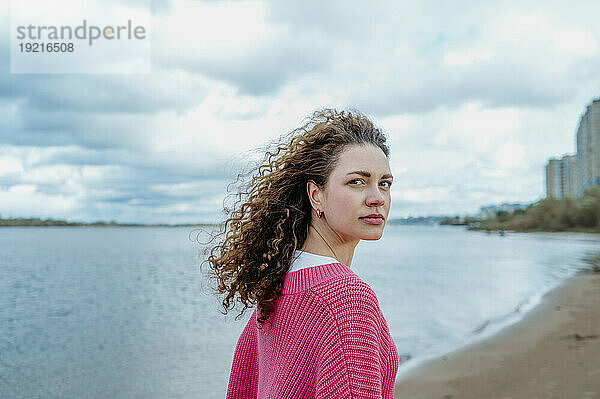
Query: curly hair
[{"left": 197, "top": 108, "right": 390, "bottom": 328}]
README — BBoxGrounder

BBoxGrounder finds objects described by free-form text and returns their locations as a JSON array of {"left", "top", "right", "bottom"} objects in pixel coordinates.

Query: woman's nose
[{"left": 366, "top": 188, "right": 385, "bottom": 206}]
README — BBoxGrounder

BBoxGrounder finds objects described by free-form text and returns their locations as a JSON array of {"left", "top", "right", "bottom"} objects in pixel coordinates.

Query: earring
[{"left": 316, "top": 209, "right": 323, "bottom": 218}]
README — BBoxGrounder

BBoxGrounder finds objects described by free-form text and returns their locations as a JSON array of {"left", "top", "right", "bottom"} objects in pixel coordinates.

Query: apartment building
[{"left": 545, "top": 99, "right": 600, "bottom": 198}]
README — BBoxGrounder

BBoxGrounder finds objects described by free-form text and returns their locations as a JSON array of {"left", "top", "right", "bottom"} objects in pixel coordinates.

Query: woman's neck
[{"left": 300, "top": 227, "right": 357, "bottom": 267}]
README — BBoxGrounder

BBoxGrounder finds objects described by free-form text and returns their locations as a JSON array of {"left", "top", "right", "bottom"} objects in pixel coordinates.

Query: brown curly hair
[{"left": 197, "top": 108, "right": 390, "bottom": 328}]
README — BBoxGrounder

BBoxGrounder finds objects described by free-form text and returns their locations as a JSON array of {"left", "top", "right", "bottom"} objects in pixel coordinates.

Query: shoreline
[{"left": 394, "top": 269, "right": 600, "bottom": 399}]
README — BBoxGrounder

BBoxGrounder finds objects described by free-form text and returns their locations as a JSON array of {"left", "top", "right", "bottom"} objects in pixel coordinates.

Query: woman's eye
[{"left": 349, "top": 179, "right": 392, "bottom": 188}]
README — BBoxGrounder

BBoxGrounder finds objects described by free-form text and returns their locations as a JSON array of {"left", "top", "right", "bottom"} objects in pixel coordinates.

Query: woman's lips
[{"left": 359, "top": 217, "right": 384, "bottom": 225}]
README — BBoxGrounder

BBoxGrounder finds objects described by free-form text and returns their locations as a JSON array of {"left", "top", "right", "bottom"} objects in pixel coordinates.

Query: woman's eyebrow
[{"left": 346, "top": 170, "right": 393, "bottom": 179}]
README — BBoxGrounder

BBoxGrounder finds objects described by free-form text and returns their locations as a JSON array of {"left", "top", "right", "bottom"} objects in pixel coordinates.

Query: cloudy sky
[{"left": 1, "top": 0, "right": 599, "bottom": 224}]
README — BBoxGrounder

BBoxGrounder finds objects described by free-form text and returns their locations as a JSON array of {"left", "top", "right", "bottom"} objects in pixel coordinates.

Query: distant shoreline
[
  {"left": 0, "top": 217, "right": 219, "bottom": 227},
  {"left": 469, "top": 226, "right": 600, "bottom": 234},
  {"left": 0, "top": 216, "right": 449, "bottom": 227},
  {"left": 1, "top": 217, "right": 599, "bottom": 234}
]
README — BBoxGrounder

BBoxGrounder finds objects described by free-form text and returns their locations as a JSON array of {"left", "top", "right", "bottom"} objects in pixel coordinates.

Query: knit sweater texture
[{"left": 226, "top": 261, "right": 399, "bottom": 398}]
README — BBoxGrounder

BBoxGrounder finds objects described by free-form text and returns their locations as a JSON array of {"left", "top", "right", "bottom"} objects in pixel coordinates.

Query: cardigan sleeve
[
  {"left": 226, "top": 309, "right": 258, "bottom": 399},
  {"left": 314, "top": 278, "right": 394, "bottom": 399}
]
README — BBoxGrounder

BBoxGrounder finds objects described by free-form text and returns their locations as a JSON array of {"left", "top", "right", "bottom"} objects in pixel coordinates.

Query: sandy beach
[{"left": 394, "top": 269, "right": 600, "bottom": 399}]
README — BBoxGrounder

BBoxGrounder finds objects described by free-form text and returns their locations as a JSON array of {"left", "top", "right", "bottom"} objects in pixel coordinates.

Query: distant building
[
  {"left": 545, "top": 154, "right": 577, "bottom": 199},
  {"left": 545, "top": 158, "right": 562, "bottom": 198},
  {"left": 576, "top": 99, "right": 600, "bottom": 197},
  {"left": 563, "top": 154, "right": 578, "bottom": 198},
  {"left": 545, "top": 99, "right": 600, "bottom": 199}
]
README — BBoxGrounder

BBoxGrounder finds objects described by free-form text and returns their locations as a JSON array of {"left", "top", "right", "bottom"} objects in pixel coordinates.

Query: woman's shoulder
[
  {"left": 309, "top": 272, "right": 392, "bottom": 344},
  {"left": 309, "top": 271, "right": 381, "bottom": 312}
]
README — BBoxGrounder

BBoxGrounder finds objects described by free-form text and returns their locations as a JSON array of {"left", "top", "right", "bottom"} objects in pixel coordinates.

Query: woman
[{"left": 202, "top": 108, "right": 399, "bottom": 398}]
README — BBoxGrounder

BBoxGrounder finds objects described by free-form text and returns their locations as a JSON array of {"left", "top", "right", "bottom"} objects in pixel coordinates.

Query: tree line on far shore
[
  {"left": 0, "top": 216, "right": 217, "bottom": 227},
  {"left": 470, "top": 185, "right": 600, "bottom": 233},
  {"left": 0, "top": 217, "right": 125, "bottom": 226}
]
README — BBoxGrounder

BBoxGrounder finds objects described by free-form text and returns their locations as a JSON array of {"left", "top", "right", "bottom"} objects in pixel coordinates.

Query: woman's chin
[{"left": 360, "top": 229, "right": 384, "bottom": 241}]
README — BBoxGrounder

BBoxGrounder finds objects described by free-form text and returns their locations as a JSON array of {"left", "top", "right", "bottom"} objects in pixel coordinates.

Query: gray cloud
[
  {"left": 0, "top": 108, "right": 155, "bottom": 149},
  {"left": 155, "top": 32, "right": 331, "bottom": 96},
  {"left": 0, "top": 66, "right": 208, "bottom": 116},
  {"left": 350, "top": 62, "right": 577, "bottom": 116},
  {"left": 265, "top": 0, "right": 390, "bottom": 38},
  {"left": 3, "top": 145, "right": 243, "bottom": 223},
  {"left": 32, "top": 146, "right": 237, "bottom": 179}
]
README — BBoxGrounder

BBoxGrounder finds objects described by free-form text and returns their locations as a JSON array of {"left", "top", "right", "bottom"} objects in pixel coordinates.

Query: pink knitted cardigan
[{"left": 226, "top": 262, "right": 399, "bottom": 398}]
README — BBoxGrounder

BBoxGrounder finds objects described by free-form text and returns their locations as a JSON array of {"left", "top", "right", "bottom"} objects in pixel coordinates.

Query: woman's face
[{"left": 320, "top": 144, "right": 393, "bottom": 241}]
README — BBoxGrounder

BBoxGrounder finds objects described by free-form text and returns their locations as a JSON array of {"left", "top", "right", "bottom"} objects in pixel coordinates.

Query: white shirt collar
[{"left": 288, "top": 250, "right": 340, "bottom": 273}]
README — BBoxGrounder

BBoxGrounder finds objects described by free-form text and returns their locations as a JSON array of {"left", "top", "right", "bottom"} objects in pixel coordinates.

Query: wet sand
[{"left": 394, "top": 270, "right": 600, "bottom": 399}]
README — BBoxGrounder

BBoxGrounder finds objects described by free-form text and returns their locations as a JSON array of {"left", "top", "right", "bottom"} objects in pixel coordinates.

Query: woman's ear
[{"left": 306, "top": 180, "right": 322, "bottom": 210}]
